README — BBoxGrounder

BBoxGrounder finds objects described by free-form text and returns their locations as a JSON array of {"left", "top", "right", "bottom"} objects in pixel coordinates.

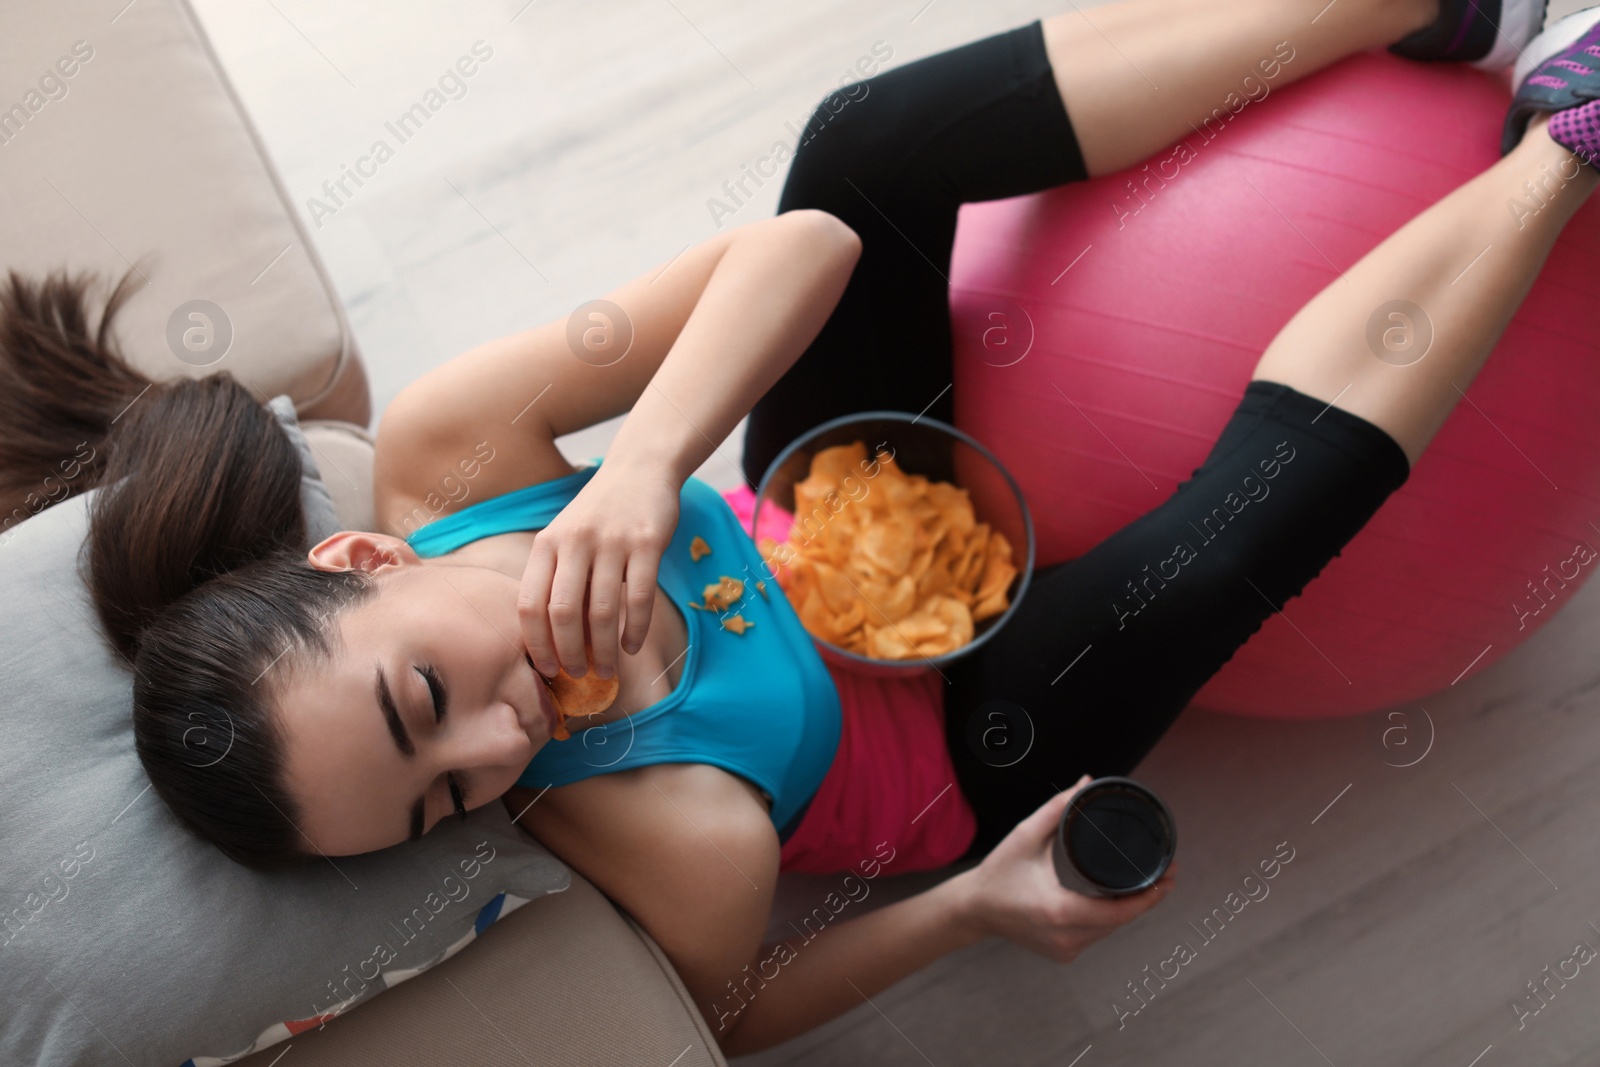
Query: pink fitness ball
[{"left": 949, "top": 51, "right": 1600, "bottom": 719}]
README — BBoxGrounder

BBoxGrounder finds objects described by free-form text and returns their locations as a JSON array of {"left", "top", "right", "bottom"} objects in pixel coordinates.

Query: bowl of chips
[{"left": 751, "top": 412, "right": 1035, "bottom": 677}]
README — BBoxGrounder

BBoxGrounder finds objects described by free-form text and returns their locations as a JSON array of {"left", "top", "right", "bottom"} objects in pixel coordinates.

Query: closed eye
[
  {"left": 418, "top": 662, "right": 448, "bottom": 721},
  {"left": 415, "top": 663, "right": 467, "bottom": 823}
]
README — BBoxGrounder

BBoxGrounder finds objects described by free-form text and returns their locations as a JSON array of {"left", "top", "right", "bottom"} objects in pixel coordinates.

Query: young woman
[{"left": 7, "top": 0, "right": 1596, "bottom": 1054}]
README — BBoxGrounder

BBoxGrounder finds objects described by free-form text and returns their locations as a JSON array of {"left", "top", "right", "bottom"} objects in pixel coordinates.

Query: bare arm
[
  {"left": 518, "top": 208, "right": 862, "bottom": 678},
  {"left": 518, "top": 776, "right": 983, "bottom": 1055},
  {"left": 376, "top": 209, "right": 860, "bottom": 517},
  {"left": 717, "top": 865, "right": 983, "bottom": 1054},
  {"left": 520, "top": 769, "right": 1172, "bottom": 1055},
  {"left": 714, "top": 780, "right": 1174, "bottom": 1054},
  {"left": 578, "top": 207, "right": 861, "bottom": 486},
  {"left": 376, "top": 209, "right": 862, "bottom": 676}
]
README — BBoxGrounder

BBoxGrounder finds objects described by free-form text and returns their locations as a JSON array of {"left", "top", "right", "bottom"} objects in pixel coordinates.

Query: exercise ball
[{"left": 948, "top": 51, "right": 1600, "bottom": 719}]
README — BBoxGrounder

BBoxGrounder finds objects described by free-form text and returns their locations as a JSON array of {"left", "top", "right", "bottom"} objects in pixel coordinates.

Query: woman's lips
[{"left": 525, "top": 652, "right": 558, "bottom": 738}]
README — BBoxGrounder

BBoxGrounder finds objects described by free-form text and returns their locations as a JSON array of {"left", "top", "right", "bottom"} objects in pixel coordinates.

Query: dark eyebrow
[
  {"left": 375, "top": 662, "right": 427, "bottom": 843},
  {"left": 375, "top": 662, "right": 415, "bottom": 758}
]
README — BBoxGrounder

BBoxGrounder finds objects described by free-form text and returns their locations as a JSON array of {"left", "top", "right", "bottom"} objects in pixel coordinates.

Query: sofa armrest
[
  {"left": 0, "top": 0, "right": 370, "bottom": 426},
  {"left": 233, "top": 868, "right": 729, "bottom": 1067}
]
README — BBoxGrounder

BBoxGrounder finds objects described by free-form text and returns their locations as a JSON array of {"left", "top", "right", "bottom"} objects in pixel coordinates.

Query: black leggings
[{"left": 746, "top": 21, "right": 1413, "bottom": 862}]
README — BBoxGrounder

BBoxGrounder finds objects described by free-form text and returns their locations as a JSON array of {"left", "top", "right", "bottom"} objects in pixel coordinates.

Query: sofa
[{"left": 0, "top": 1, "right": 726, "bottom": 1064}]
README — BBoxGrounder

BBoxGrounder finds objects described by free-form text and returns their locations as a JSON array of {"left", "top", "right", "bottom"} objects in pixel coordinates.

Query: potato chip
[
  {"left": 972, "top": 588, "right": 1009, "bottom": 622},
  {"left": 866, "top": 623, "right": 916, "bottom": 660},
  {"left": 702, "top": 576, "right": 745, "bottom": 612},
  {"left": 825, "top": 530, "right": 852, "bottom": 569},
  {"left": 810, "top": 561, "right": 858, "bottom": 617},
  {"left": 797, "top": 585, "right": 833, "bottom": 637},
  {"left": 689, "top": 535, "right": 712, "bottom": 562},
  {"left": 544, "top": 643, "right": 619, "bottom": 738},
  {"left": 882, "top": 574, "right": 918, "bottom": 622},
  {"left": 916, "top": 556, "right": 954, "bottom": 602},
  {"left": 831, "top": 600, "right": 866, "bottom": 639},
  {"left": 894, "top": 611, "right": 948, "bottom": 643},
  {"left": 721, "top": 614, "right": 754, "bottom": 635},
  {"left": 810, "top": 441, "right": 868, "bottom": 484},
  {"left": 928, "top": 595, "right": 975, "bottom": 645},
  {"left": 951, "top": 523, "right": 990, "bottom": 591},
  {"left": 974, "top": 538, "right": 1017, "bottom": 605},
  {"left": 926, "top": 482, "right": 974, "bottom": 534}
]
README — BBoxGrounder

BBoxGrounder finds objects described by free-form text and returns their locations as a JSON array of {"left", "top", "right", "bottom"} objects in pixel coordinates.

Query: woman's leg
[
  {"left": 944, "top": 115, "right": 1597, "bottom": 859},
  {"left": 1044, "top": 0, "right": 1438, "bottom": 177},
  {"left": 742, "top": 0, "right": 1436, "bottom": 485},
  {"left": 741, "top": 22, "right": 1088, "bottom": 485},
  {"left": 1251, "top": 112, "right": 1600, "bottom": 466},
  {"left": 944, "top": 376, "right": 1415, "bottom": 858}
]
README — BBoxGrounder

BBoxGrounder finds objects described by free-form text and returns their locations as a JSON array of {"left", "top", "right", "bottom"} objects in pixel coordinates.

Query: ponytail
[
  {"left": 0, "top": 269, "right": 145, "bottom": 535},
  {"left": 86, "top": 371, "right": 309, "bottom": 661},
  {"left": 1, "top": 269, "right": 376, "bottom": 869}
]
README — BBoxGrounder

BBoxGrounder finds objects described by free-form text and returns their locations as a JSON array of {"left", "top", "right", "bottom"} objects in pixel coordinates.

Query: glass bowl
[{"left": 750, "top": 411, "right": 1035, "bottom": 679}]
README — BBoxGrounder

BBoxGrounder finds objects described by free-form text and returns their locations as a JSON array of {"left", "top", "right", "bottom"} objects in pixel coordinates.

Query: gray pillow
[
  {"left": 0, "top": 406, "right": 571, "bottom": 1067},
  {"left": 267, "top": 393, "right": 343, "bottom": 544}
]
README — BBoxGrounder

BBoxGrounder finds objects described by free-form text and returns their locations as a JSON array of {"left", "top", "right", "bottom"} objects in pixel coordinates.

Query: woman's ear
[{"left": 307, "top": 531, "right": 421, "bottom": 575}]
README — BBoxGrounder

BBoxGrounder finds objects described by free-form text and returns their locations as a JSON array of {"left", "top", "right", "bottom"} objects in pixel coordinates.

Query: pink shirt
[
  {"left": 721, "top": 486, "right": 978, "bottom": 874},
  {"left": 778, "top": 665, "right": 978, "bottom": 873}
]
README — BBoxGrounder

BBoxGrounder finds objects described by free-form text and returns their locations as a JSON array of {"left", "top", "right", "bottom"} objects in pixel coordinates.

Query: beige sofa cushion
[
  {"left": 301, "top": 420, "right": 378, "bottom": 533},
  {"left": 0, "top": 0, "right": 368, "bottom": 425},
  {"left": 234, "top": 871, "right": 730, "bottom": 1067}
]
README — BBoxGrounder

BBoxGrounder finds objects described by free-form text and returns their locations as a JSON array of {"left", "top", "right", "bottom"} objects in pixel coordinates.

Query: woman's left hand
[
  {"left": 518, "top": 463, "right": 680, "bottom": 681},
  {"left": 951, "top": 776, "right": 1175, "bottom": 963}
]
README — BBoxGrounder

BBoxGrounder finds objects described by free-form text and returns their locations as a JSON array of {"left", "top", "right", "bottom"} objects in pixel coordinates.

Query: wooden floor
[
  {"left": 191, "top": 1, "right": 1600, "bottom": 1063},
  {"left": 752, "top": 568, "right": 1600, "bottom": 1067},
  {"left": 191, "top": 0, "right": 1093, "bottom": 492}
]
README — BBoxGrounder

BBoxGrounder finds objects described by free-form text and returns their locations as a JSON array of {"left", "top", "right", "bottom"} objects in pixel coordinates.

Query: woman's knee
[{"left": 776, "top": 76, "right": 904, "bottom": 214}]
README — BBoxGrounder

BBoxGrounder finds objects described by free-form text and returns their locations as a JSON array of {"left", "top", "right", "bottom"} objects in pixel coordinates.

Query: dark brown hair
[{"left": 0, "top": 269, "right": 375, "bottom": 869}]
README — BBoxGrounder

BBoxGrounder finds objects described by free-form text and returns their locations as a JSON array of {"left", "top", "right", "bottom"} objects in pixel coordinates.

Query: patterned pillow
[{"left": 0, "top": 401, "right": 570, "bottom": 1067}]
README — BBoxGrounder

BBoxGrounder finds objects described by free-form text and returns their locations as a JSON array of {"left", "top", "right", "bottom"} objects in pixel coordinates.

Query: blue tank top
[{"left": 405, "top": 459, "right": 841, "bottom": 834}]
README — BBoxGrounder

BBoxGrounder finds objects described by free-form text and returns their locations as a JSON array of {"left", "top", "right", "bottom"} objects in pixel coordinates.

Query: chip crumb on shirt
[
  {"left": 755, "top": 579, "right": 768, "bottom": 600},
  {"left": 721, "top": 614, "right": 753, "bottom": 635},
  {"left": 702, "top": 576, "right": 744, "bottom": 612},
  {"left": 689, "top": 535, "right": 712, "bottom": 562}
]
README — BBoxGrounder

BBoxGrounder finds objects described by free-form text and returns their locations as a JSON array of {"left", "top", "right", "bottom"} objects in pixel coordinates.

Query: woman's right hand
[{"left": 951, "top": 775, "right": 1175, "bottom": 963}]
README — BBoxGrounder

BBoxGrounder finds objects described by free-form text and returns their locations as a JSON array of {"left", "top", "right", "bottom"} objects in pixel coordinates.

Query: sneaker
[
  {"left": 1389, "top": 0, "right": 1547, "bottom": 69},
  {"left": 1544, "top": 99, "right": 1600, "bottom": 170},
  {"left": 1502, "top": 5, "right": 1600, "bottom": 163}
]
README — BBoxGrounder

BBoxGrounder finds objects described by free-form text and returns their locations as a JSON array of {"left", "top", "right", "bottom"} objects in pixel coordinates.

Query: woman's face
[{"left": 274, "top": 531, "right": 560, "bottom": 857}]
